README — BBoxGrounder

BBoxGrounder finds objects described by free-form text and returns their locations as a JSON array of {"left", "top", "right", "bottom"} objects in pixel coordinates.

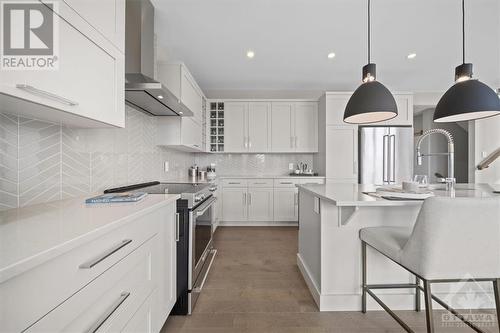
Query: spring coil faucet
[{"left": 416, "top": 129, "right": 455, "bottom": 191}]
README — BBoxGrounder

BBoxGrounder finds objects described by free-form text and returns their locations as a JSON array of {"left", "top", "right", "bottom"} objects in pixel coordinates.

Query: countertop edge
[{"left": 0, "top": 194, "right": 180, "bottom": 284}]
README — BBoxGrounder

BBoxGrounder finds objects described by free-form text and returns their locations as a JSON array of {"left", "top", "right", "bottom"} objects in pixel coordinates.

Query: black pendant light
[
  {"left": 343, "top": 0, "right": 397, "bottom": 124},
  {"left": 434, "top": 0, "right": 500, "bottom": 122}
]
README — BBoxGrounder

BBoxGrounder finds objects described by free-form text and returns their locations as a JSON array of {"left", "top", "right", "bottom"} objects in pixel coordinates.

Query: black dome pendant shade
[
  {"left": 343, "top": 0, "right": 397, "bottom": 124},
  {"left": 434, "top": 0, "right": 500, "bottom": 122}
]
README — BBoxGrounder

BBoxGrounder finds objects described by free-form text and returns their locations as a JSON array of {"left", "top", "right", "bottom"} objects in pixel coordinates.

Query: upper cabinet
[
  {"left": 48, "top": 0, "right": 126, "bottom": 52},
  {"left": 211, "top": 100, "right": 317, "bottom": 153},
  {"left": 0, "top": 1, "right": 125, "bottom": 128},
  {"left": 224, "top": 102, "right": 271, "bottom": 153},
  {"left": 271, "top": 101, "right": 318, "bottom": 153},
  {"left": 157, "top": 63, "right": 205, "bottom": 124}
]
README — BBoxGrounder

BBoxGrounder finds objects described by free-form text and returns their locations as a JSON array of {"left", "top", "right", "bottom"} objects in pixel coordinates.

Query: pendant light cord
[
  {"left": 368, "top": 0, "right": 371, "bottom": 63},
  {"left": 462, "top": 0, "right": 465, "bottom": 64}
]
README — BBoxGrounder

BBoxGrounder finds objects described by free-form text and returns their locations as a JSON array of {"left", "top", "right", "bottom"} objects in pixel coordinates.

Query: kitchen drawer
[
  {"left": 221, "top": 179, "right": 248, "bottom": 188},
  {"left": 248, "top": 179, "right": 273, "bottom": 188},
  {"left": 0, "top": 208, "right": 162, "bottom": 332},
  {"left": 300, "top": 178, "right": 325, "bottom": 185},
  {"left": 274, "top": 178, "right": 300, "bottom": 188},
  {"left": 26, "top": 235, "right": 158, "bottom": 332}
]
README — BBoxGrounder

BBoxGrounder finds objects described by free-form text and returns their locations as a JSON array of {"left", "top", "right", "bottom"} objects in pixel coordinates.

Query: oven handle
[{"left": 194, "top": 197, "right": 217, "bottom": 216}]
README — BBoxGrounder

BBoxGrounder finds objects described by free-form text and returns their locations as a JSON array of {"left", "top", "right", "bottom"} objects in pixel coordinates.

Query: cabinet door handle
[
  {"left": 79, "top": 239, "right": 132, "bottom": 269},
  {"left": 84, "top": 292, "right": 130, "bottom": 333},
  {"left": 175, "top": 213, "right": 180, "bottom": 242},
  {"left": 16, "top": 84, "right": 79, "bottom": 106},
  {"left": 248, "top": 193, "right": 252, "bottom": 205},
  {"left": 248, "top": 138, "right": 252, "bottom": 148},
  {"left": 294, "top": 136, "right": 298, "bottom": 148},
  {"left": 294, "top": 192, "right": 298, "bottom": 205},
  {"left": 243, "top": 192, "right": 246, "bottom": 205},
  {"left": 244, "top": 137, "right": 248, "bottom": 149},
  {"left": 290, "top": 136, "right": 293, "bottom": 148}
]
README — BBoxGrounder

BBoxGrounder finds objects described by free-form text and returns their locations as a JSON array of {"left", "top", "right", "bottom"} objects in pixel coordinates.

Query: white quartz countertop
[
  {"left": 297, "top": 183, "right": 499, "bottom": 207},
  {"left": 0, "top": 194, "right": 179, "bottom": 283},
  {"left": 218, "top": 175, "right": 325, "bottom": 179}
]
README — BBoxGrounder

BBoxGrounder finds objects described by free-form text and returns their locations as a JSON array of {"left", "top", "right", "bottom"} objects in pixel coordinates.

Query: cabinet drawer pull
[
  {"left": 228, "top": 182, "right": 241, "bottom": 184},
  {"left": 280, "top": 182, "right": 293, "bottom": 185},
  {"left": 79, "top": 239, "right": 132, "bottom": 269},
  {"left": 16, "top": 84, "right": 79, "bottom": 106},
  {"left": 85, "top": 291, "right": 130, "bottom": 333},
  {"left": 253, "top": 182, "right": 267, "bottom": 185},
  {"left": 175, "top": 213, "right": 180, "bottom": 242}
]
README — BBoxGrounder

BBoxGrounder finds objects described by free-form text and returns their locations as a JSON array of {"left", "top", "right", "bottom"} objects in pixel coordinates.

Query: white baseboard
[{"left": 297, "top": 253, "right": 321, "bottom": 307}]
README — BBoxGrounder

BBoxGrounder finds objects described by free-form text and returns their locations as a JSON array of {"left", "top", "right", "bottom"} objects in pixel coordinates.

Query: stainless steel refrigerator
[{"left": 359, "top": 126, "right": 413, "bottom": 185}]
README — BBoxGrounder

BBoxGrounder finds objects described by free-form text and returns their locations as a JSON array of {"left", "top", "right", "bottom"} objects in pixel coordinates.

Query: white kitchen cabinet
[
  {"left": 325, "top": 93, "right": 350, "bottom": 126},
  {"left": 50, "top": 0, "right": 126, "bottom": 52},
  {"left": 273, "top": 188, "right": 298, "bottom": 221},
  {"left": 223, "top": 102, "right": 271, "bottom": 153},
  {"left": 224, "top": 102, "right": 247, "bottom": 152},
  {"left": 220, "top": 177, "right": 325, "bottom": 224},
  {"left": 271, "top": 102, "right": 294, "bottom": 152},
  {"left": 157, "top": 63, "right": 205, "bottom": 123},
  {"left": 247, "top": 188, "right": 274, "bottom": 221},
  {"left": 156, "top": 117, "right": 203, "bottom": 152},
  {"left": 157, "top": 202, "right": 177, "bottom": 330},
  {"left": 222, "top": 188, "right": 248, "bottom": 222},
  {"left": 248, "top": 102, "right": 271, "bottom": 152},
  {"left": 0, "top": 1, "right": 125, "bottom": 128},
  {"left": 271, "top": 102, "right": 318, "bottom": 153},
  {"left": 295, "top": 102, "right": 318, "bottom": 152},
  {"left": 325, "top": 126, "right": 358, "bottom": 181}
]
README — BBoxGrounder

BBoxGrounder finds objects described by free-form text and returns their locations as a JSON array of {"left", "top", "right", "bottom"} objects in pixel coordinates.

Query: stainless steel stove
[{"left": 104, "top": 181, "right": 217, "bottom": 315}]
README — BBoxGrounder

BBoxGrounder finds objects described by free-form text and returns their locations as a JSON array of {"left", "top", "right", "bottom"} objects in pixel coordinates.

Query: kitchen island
[{"left": 296, "top": 183, "right": 499, "bottom": 311}]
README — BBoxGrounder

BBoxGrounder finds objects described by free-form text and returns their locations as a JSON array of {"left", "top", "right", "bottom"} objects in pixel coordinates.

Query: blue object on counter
[{"left": 85, "top": 192, "right": 148, "bottom": 204}]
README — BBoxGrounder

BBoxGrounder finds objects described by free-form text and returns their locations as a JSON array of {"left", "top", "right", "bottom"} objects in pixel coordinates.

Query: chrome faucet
[{"left": 416, "top": 129, "right": 455, "bottom": 191}]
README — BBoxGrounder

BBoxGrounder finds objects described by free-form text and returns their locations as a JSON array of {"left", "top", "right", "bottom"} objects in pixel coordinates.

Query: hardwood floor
[{"left": 161, "top": 227, "right": 497, "bottom": 333}]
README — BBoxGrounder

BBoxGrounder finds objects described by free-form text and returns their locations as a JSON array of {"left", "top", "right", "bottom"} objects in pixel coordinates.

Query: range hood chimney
[{"left": 125, "top": 0, "right": 192, "bottom": 116}]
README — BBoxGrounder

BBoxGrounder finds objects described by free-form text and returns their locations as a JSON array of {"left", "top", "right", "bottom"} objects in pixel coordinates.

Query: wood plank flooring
[{"left": 161, "top": 227, "right": 497, "bottom": 333}]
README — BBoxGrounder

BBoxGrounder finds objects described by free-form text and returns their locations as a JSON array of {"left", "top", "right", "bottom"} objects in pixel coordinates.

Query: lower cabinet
[
  {"left": 247, "top": 188, "right": 274, "bottom": 221},
  {"left": 2, "top": 201, "right": 177, "bottom": 333},
  {"left": 221, "top": 178, "right": 324, "bottom": 224},
  {"left": 273, "top": 188, "right": 298, "bottom": 221},
  {"left": 222, "top": 188, "right": 248, "bottom": 221}
]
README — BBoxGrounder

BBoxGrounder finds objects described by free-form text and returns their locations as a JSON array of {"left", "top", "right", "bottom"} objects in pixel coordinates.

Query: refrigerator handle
[
  {"left": 389, "top": 135, "right": 396, "bottom": 183},
  {"left": 383, "top": 135, "right": 389, "bottom": 183}
]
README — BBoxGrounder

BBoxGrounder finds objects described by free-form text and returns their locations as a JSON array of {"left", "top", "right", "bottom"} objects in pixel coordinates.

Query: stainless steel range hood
[{"left": 125, "top": 0, "right": 192, "bottom": 116}]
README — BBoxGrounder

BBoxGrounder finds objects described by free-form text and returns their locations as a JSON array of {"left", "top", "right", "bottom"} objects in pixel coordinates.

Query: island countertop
[
  {"left": 297, "top": 183, "right": 499, "bottom": 207},
  {"left": 0, "top": 194, "right": 180, "bottom": 283}
]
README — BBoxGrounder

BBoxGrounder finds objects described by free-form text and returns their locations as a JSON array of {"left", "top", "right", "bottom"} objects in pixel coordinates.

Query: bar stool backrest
[{"left": 401, "top": 196, "right": 500, "bottom": 280}]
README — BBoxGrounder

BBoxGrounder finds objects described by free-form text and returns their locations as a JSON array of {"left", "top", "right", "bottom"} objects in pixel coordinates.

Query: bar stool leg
[
  {"left": 361, "top": 241, "right": 367, "bottom": 314},
  {"left": 493, "top": 279, "right": 500, "bottom": 333},
  {"left": 415, "top": 277, "right": 421, "bottom": 312},
  {"left": 423, "top": 280, "right": 435, "bottom": 333}
]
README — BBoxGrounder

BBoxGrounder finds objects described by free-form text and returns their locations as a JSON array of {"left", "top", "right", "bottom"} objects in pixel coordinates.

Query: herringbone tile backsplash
[{"left": 0, "top": 106, "right": 194, "bottom": 210}]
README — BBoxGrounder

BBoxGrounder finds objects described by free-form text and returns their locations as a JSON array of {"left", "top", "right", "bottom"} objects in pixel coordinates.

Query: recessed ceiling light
[
  {"left": 179, "top": 111, "right": 183, "bottom": 115},
  {"left": 327, "top": 52, "right": 336, "bottom": 59},
  {"left": 407, "top": 53, "right": 417, "bottom": 59},
  {"left": 157, "top": 95, "right": 164, "bottom": 99},
  {"left": 246, "top": 50, "right": 255, "bottom": 59}
]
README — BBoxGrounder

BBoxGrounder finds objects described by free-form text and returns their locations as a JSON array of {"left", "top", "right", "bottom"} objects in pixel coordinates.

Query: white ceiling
[{"left": 152, "top": 0, "right": 500, "bottom": 96}]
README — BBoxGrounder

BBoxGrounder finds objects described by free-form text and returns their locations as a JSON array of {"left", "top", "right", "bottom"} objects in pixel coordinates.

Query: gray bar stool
[{"left": 359, "top": 196, "right": 500, "bottom": 333}]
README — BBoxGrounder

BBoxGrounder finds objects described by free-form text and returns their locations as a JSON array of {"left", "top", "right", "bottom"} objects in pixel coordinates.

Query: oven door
[{"left": 189, "top": 196, "right": 216, "bottom": 289}]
